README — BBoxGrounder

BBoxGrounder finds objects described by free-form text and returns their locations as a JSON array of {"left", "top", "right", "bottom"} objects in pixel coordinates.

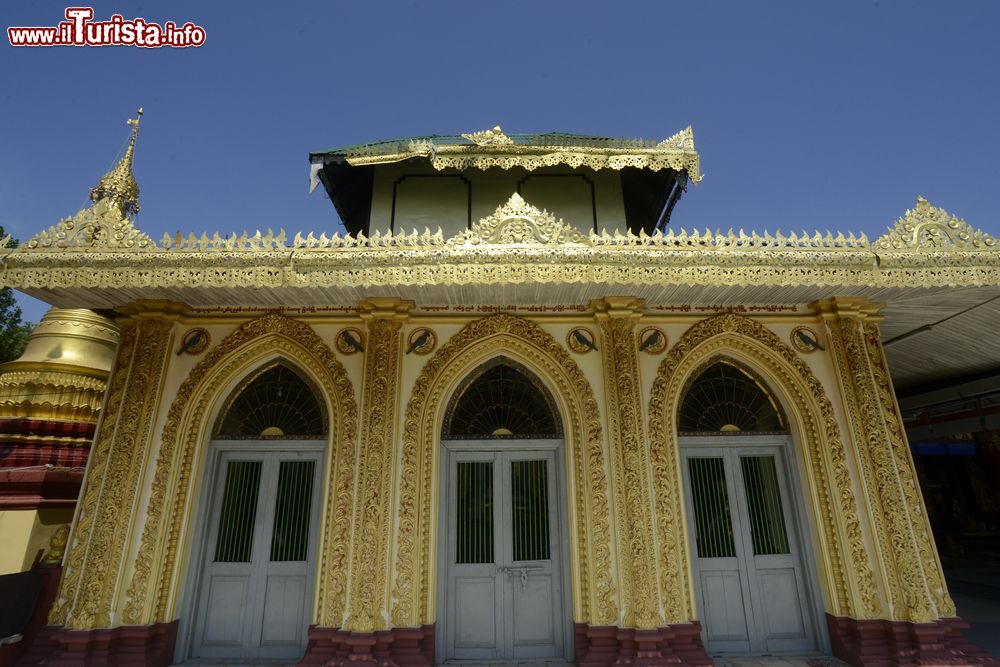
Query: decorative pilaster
[
  {"left": 592, "top": 297, "right": 661, "bottom": 630},
  {"left": 48, "top": 305, "right": 177, "bottom": 630},
  {"left": 345, "top": 298, "right": 412, "bottom": 637},
  {"left": 817, "top": 297, "right": 954, "bottom": 623}
]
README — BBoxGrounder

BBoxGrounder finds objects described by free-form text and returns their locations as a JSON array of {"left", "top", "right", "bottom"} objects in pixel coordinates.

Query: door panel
[
  {"left": 202, "top": 577, "right": 249, "bottom": 645},
  {"left": 261, "top": 576, "right": 307, "bottom": 644},
  {"left": 191, "top": 448, "right": 321, "bottom": 661},
  {"left": 685, "top": 455, "right": 751, "bottom": 652},
  {"left": 683, "top": 443, "right": 817, "bottom": 655},
  {"left": 450, "top": 457, "right": 500, "bottom": 659},
  {"left": 454, "top": 578, "right": 498, "bottom": 650},
  {"left": 445, "top": 447, "right": 564, "bottom": 661},
  {"left": 758, "top": 569, "right": 805, "bottom": 638},
  {"left": 700, "top": 570, "right": 751, "bottom": 646}
]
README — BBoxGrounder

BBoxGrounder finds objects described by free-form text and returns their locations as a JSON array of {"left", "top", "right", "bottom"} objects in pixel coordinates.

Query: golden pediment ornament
[
  {"left": 461, "top": 125, "right": 514, "bottom": 146},
  {"left": 25, "top": 198, "right": 156, "bottom": 251},
  {"left": 656, "top": 125, "right": 695, "bottom": 151},
  {"left": 448, "top": 192, "right": 587, "bottom": 245},
  {"left": 24, "top": 108, "right": 154, "bottom": 252},
  {"left": 875, "top": 196, "right": 996, "bottom": 251}
]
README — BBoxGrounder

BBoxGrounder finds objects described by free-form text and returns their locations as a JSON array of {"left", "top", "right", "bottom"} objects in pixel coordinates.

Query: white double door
[
  {"left": 442, "top": 444, "right": 566, "bottom": 661},
  {"left": 190, "top": 445, "right": 322, "bottom": 662},
  {"left": 681, "top": 441, "right": 817, "bottom": 655}
]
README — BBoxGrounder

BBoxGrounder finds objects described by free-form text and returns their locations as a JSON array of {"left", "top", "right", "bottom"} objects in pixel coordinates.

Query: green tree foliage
[{"left": 0, "top": 229, "right": 34, "bottom": 363}]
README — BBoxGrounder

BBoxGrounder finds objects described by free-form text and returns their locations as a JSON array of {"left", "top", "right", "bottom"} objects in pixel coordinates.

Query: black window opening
[
  {"left": 215, "top": 363, "right": 327, "bottom": 439},
  {"left": 678, "top": 360, "right": 787, "bottom": 435},
  {"left": 444, "top": 359, "right": 561, "bottom": 439}
]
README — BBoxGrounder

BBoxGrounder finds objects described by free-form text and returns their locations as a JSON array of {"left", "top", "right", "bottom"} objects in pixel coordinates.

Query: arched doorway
[
  {"left": 184, "top": 362, "right": 327, "bottom": 662},
  {"left": 678, "top": 359, "right": 821, "bottom": 655},
  {"left": 436, "top": 357, "right": 572, "bottom": 662}
]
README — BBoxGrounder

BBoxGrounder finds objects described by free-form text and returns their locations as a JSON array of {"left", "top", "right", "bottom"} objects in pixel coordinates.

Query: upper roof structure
[{"left": 308, "top": 125, "right": 701, "bottom": 234}]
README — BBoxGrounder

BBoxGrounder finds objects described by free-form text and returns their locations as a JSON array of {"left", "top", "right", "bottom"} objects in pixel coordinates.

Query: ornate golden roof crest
[
  {"left": 449, "top": 192, "right": 587, "bottom": 245},
  {"left": 461, "top": 125, "right": 514, "bottom": 146},
  {"left": 25, "top": 108, "right": 155, "bottom": 251},
  {"left": 656, "top": 125, "right": 695, "bottom": 151},
  {"left": 875, "top": 196, "right": 996, "bottom": 251}
]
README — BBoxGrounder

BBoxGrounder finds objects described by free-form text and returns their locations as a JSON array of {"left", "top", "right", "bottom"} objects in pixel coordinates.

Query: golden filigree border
[
  {"left": 50, "top": 324, "right": 140, "bottom": 626},
  {"left": 121, "top": 314, "right": 358, "bottom": 626},
  {"left": 821, "top": 304, "right": 956, "bottom": 623},
  {"left": 390, "top": 314, "right": 618, "bottom": 627},
  {"left": 49, "top": 319, "right": 173, "bottom": 630},
  {"left": 862, "top": 322, "right": 955, "bottom": 619},
  {"left": 594, "top": 304, "right": 660, "bottom": 629},
  {"left": 346, "top": 316, "right": 403, "bottom": 632},
  {"left": 647, "top": 313, "right": 881, "bottom": 622}
]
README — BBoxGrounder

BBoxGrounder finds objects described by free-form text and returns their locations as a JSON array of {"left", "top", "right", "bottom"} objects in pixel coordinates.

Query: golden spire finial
[{"left": 89, "top": 107, "right": 143, "bottom": 217}]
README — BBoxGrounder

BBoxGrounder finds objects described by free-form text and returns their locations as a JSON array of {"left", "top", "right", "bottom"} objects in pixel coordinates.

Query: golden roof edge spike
[{"left": 89, "top": 107, "right": 143, "bottom": 217}]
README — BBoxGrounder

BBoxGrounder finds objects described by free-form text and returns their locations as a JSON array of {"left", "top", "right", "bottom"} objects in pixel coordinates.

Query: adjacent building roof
[{"left": 309, "top": 126, "right": 702, "bottom": 181}]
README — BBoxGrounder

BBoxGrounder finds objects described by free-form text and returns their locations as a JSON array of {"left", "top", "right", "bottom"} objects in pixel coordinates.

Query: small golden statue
[{"left": 42, "top": 525, "right": 70, "bottom": 564}]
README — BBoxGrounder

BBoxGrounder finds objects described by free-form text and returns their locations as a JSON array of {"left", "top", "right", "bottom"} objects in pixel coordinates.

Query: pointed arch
[
  {"left": 122, "top": 314, "right": 358, "bottom": 629},
  {"left": 678, "top": 358, "right": 787, "bottom": 434},
  {"left": 647, "top": 313, "right": 881, "bottom": 623},
  {"left": 214, "top": 361, "right": 327, "bottom": 438},
  {"left": 443, "top": 356, "right": 562, "bottom": 438},
  {"left": 390, "top": 314, "right": 618, "bottom": 627}
]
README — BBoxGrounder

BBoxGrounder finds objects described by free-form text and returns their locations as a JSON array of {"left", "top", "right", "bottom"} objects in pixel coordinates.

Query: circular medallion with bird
[
  {"left": 336, "top": 327, "right": 365, "bottom": 355},
  {"left": 638, "top": 326, "right": 667, "bottom": 354},
  {"left": 406, "top": 327, "right": 437, "bottom": 355},
  {"left": 567, "top": 327, "right": 597, "bottom": 354},
  {"left": 790, "top": 326, "right": 824, "bottom": 353}
]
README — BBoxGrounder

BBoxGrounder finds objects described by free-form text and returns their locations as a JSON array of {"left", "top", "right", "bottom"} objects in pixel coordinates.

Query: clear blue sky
[{"left": 3, "top": 1, "right": 999, "bottom": 323}]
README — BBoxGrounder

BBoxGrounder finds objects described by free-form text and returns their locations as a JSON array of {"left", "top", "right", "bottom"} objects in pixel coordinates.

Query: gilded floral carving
[
  {"left": 50, "top": 319, "right": 173, "bottom": 630},
  {"left": 448, "top": 193, "right": 586, "bottom": 245},
  {"left": 390, "top": 314, "right": 617, "bottom": 627},
  {"left": 820, "top": 301, "right": 956, "bottom": 622},
  {"left": 862, "top": 322, "right": 955, "bottom": 618},
  {"left": 647, "top": 313, "right": 881, "bottom": 622},
  {"left": 346, "top": 313, "right": 404, "bottom": 632},
  {"left": 875, "top": 196, "right": 996, "bottom": 251},
  {"left": 49, "top": 324, "right": 138, "bottom": 626},
  {"left": 593, "top": 298, "right": 661, "bottom": 628},
  {"left": 461, "top": 126, "right": 514, "bottom": 146}
]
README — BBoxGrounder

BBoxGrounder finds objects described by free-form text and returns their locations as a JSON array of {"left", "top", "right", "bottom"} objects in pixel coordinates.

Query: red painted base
[
  {"left": 574, "top": 622, "right": 714, "bottom": 667},
  {"left": 827, "top": 613, "right": 1000, "bottom": 667},
  {"left": 298, "top": 624, "right": 435, "bottom": 667},
  {"left": 14, "top": 620, "right": 178, "bottom": 667}
]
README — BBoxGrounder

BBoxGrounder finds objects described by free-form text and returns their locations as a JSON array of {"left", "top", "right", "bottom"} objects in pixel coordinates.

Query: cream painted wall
[
  {"left": 0, "top": 509, "right": 37, "bottom": 574},
  {"left": 0, "top": 507, "right": 73, "bottom": 574},
  {"left": 369, "top": 163, "right": 628, "bottom": 235}
]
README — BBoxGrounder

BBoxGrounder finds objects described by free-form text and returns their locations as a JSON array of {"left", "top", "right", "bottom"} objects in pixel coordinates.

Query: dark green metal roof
[{"left": 310, "top": 132, "right": 670, "bottom": 159}]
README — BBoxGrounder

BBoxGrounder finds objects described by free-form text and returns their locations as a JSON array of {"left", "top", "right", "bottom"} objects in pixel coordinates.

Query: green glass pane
[
  {"left": 511, "top": 460, "right": 550, "bottom": 561},
  {"left": 214, "top": 460, "right": 262, "bottom": 562},
  {"left": 456, "top": 461, "right": 493, "bottom": 564},
  {"left": 740, "top": 456, "right": 790, "bottom": 555},
  {"left": 270, "top": 460, "right": 315, "bottom": 561},
  {"left": 688, "top": 457, "right": 736, "bottom": 558}
]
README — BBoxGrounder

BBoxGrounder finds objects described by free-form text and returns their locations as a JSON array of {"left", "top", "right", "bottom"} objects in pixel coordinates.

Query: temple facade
[{"left": 1, "top": 115, "right": 998, "bottom": 667}]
